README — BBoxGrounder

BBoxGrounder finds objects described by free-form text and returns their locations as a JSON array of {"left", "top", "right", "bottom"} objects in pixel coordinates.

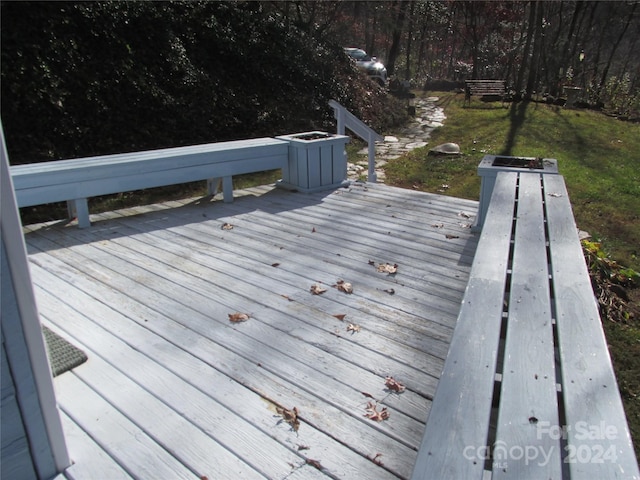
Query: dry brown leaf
[
  {"left": 361, "top": 391, "right": 375, "bottom": 399},
  {"left": 310, "top": 284, "right": 327, "bottom": 295},
  {"left": 368, "top": 260, "right": 376, "bottom": 266},
  {"left": 383, "top": 288, "right": 395, "bottom": 295},
  {"left": 228, "top": 312, "right": 250, "bottom": 323},
  {"left": 431, "top": 223, "right": 444, "bottom": 228},
  {"left": 548, "top": 192, "right": 563, "bottom": 198},
  {"left": 347, "top": 323, "right": 361, "bottom": 333},
  {"left": 371, "top": 453, "right": 384, "bottom": 466},
  {"left": 333, "top": 279, "right": 353, "bottom": 294},
  {"left": 364, "top": 401, "right": 390, "bottom": 422},
  {"left": 276, "top": 406, "right": 300, "bottom": 432},
  {"left": 385, "top": 376, "right": 406, "bottom": 393},
  {"left": 311, "top": 227, "right": 317, "bottom": 233},
  {"left": 376, "top": 263, "right": 398, "bottom": 274},
  {"left": 221, "top": 223, "right": 234, "bottom": 230},
  {"left": 280, "top": 294, "right": 294, "bottom": 302},
  {"left": 458, "top": 211, "right": 471, "bottom": 219},
  {"left": 306, "top": 459, "right": 322, "bottom": 470},
  {"left": 333, "top": 314, "right": 347, "bottom": 321},
  {"left": 271, "top": 263, "right": 280, "bottom": 267},
  {"left": 445, "top": 234, "right": 460, "bottom": 239}
]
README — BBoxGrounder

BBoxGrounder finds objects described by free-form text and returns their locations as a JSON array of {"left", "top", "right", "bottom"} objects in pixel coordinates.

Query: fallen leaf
[
  {"left": 221, "top": 223, "right": 234, "bottom": 230},
  {"left": 383, "top": 288, "right": 395, "bottom": 295},
  {"left": 364, "top": 401, "right": 390, "bottom": 422},
  {"left": 271, "top": 263, "right": 280, "bottom": 267},
  {"left": 280, "top": 294, "right": 294, "bottom": 301},
  {"left": 431, "top": 223, "right": 444, "bottom": 229},
  {"left": 376, "top": 263, "right": 398, "bottom": 274},
  {"left": 385, "top": 376, "right": 406, "bottom": 393},
  {"left": 371, "top": 453, "right": 384, "bottom": 466},
  {"left": 310, "top": 284, "right": 327, "bottom": 295},
  {"left": 297, "top": 444, "right": 310, "bottom": 451},
  {"left": 333, "top": 279, "right": 353, "bottom": 294},
  {"left": 228, "top": 312, "right": 250, "bottom": 323},
  {"left": 306, "top": 459, "right": 322, "bottom": 470},
  {"left": 333, "top": 314, "right": 347, "bottom": 321},
  {"left": 445, "top": 234, "right": 459, "bottom": 239},
  {"left": 548, "top": 192, "right": 563, "bottom": 197},
  {"left": 368, "top": 260, "right": 376, "bottom": 266},
  {"left": 347, "top": 323, "right": 361, "bottom": 333},
  {"left": 311, "top": 227, "right": 316, "bottom": 233},
  {"left": 458, "top": 211, "right": 471, "bottom": 218},
  {"left": 276, "top": 406, "right": 300, "bottom": 432},
  {"left": 361, "top": 391, "right": 375, "bottom": 399}
]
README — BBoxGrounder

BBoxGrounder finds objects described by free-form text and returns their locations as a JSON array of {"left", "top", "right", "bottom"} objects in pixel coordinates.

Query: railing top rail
[{"left": 328, "top": 100, "right": 383, "bottom": 142}]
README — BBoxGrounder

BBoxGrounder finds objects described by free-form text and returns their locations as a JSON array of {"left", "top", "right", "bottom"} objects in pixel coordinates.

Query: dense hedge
[{"left": 1, "top": 1, "right": 405, "bottom": 164}]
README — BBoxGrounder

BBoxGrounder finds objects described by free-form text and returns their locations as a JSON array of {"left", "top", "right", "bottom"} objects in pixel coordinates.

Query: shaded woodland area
[
  {"left": 326, "top": 1, "right": 639, "bottom": 108},
  {"left": 2, "top": 1, "right": 639, "bottom": 165}
]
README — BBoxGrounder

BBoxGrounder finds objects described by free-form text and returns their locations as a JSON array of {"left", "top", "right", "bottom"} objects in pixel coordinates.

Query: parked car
[{"left": 344, "top": 47, "right": 387, "bottom": 86}]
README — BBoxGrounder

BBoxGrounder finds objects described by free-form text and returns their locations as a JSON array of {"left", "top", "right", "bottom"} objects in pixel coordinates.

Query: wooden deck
[{"left": 24, "top": 182, "right": 479, "bottom": 480}]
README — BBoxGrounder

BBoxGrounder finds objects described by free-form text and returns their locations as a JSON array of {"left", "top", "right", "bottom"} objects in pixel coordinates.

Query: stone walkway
[{"left": 348, "top": 96, "right": 446, "bottom": 182}]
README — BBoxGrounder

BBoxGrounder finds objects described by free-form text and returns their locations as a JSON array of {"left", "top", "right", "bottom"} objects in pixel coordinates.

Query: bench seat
[
  {"left": 412, "top": 171, "right": 639, "bottom": 479},
  {"left": 11, "top": 137, "right": 289, "bottom": 227},
  {"left": 465, "top": 79, "right": 506, "bottom": 104}
]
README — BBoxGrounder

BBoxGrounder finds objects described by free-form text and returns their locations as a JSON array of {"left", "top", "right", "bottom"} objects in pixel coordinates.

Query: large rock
[{"left": 429, "top": 142, "right": 460, "bottom": 155}]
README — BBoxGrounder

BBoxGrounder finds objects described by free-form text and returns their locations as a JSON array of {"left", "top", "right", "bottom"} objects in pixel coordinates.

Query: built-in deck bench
[
  {"left": 465, "top": 79, "right": 506, "bottom": 104},
  {"left": 412, "top": 171, "right": 639, "bottom": 479},
  {"left": 10, "top": 137, "right": 289, "bottom": 228}
]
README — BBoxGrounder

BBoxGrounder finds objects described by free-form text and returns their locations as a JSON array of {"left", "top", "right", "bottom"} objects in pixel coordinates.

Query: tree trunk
[
  {"left": 598, "top": 2, "right": 637, "bottom": 93},
  {"left": 404, "top": 0, "right": 415, "bottom": 80},
  {"left": 525, "top": 1, "right": 543, "bottom": 99},
  {"left": 515, "top": 1, "right": 536, "bottom": 96},
  {"left": 385, "top": 0, "right": 409, "bottom": 77}
]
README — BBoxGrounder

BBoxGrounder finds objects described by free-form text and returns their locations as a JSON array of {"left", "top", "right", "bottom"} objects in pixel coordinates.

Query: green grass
[
  {"left": 384, "top": 91, "right": 640, "bottom": 459},
  {"left": 385, "top": 91, "right": 640, "bottom": 271}
]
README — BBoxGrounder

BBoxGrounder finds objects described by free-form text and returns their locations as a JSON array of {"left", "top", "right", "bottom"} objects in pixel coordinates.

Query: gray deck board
[{"left": 24, "top": 183, "right": 479, "bottom": 479}]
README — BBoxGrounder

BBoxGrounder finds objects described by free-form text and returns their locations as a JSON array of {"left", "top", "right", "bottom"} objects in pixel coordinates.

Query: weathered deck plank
[{"left": 25, "top": 183, "right": 479, "bottom": 479}]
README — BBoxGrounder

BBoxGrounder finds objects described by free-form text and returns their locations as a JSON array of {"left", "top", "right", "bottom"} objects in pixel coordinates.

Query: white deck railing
[{"left": 328, "top": 100, "right": 383, "bottom": 183}]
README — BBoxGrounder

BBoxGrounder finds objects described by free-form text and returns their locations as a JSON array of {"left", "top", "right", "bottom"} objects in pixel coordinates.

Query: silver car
[{"left": 344, "top": 47, "right": 388, "bottom": 86}]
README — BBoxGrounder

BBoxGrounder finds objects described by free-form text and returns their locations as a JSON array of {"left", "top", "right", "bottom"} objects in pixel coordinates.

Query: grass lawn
[{"left": 383, "top": 91, "right": 640, "bottom": 458}]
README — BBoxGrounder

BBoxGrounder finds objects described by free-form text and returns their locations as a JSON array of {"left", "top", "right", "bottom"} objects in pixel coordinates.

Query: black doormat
[{"left": 43, "top": 326, "right": 88, "bottom": 377}]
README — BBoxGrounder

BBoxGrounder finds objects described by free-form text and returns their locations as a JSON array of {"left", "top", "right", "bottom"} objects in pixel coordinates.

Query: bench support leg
[
  {"left": 207, "top": 178, "right": 221, "bottom": 197},
  {"left": 222, "top": 176, "right": 233, "bottom": 203},
  {"left": 207, "top": 177, "right": 234, "bottom": 202},
  {"left": 67, "top": 199, "right": 91, "bottom": 228}
]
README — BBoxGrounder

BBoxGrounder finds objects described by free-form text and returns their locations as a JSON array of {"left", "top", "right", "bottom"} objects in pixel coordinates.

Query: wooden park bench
[
  {"left": 10, "top": 137, "right": 289, "bottom": 228},
  {"left": 412, "top": 171, "right": 639, "bottom": 479},
  {"left": 465, "top": 79, "right": 506, "bottom": 104}
]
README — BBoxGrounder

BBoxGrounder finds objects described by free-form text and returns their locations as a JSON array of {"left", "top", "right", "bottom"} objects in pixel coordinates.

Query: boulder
[{"left": 429, "top": 142, "right": 460, "bottom": 155}]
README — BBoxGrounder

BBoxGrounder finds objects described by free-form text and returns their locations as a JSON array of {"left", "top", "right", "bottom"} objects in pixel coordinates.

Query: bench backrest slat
[{"left": 544, "top": 174, "right": 639, "bottom": 478}]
